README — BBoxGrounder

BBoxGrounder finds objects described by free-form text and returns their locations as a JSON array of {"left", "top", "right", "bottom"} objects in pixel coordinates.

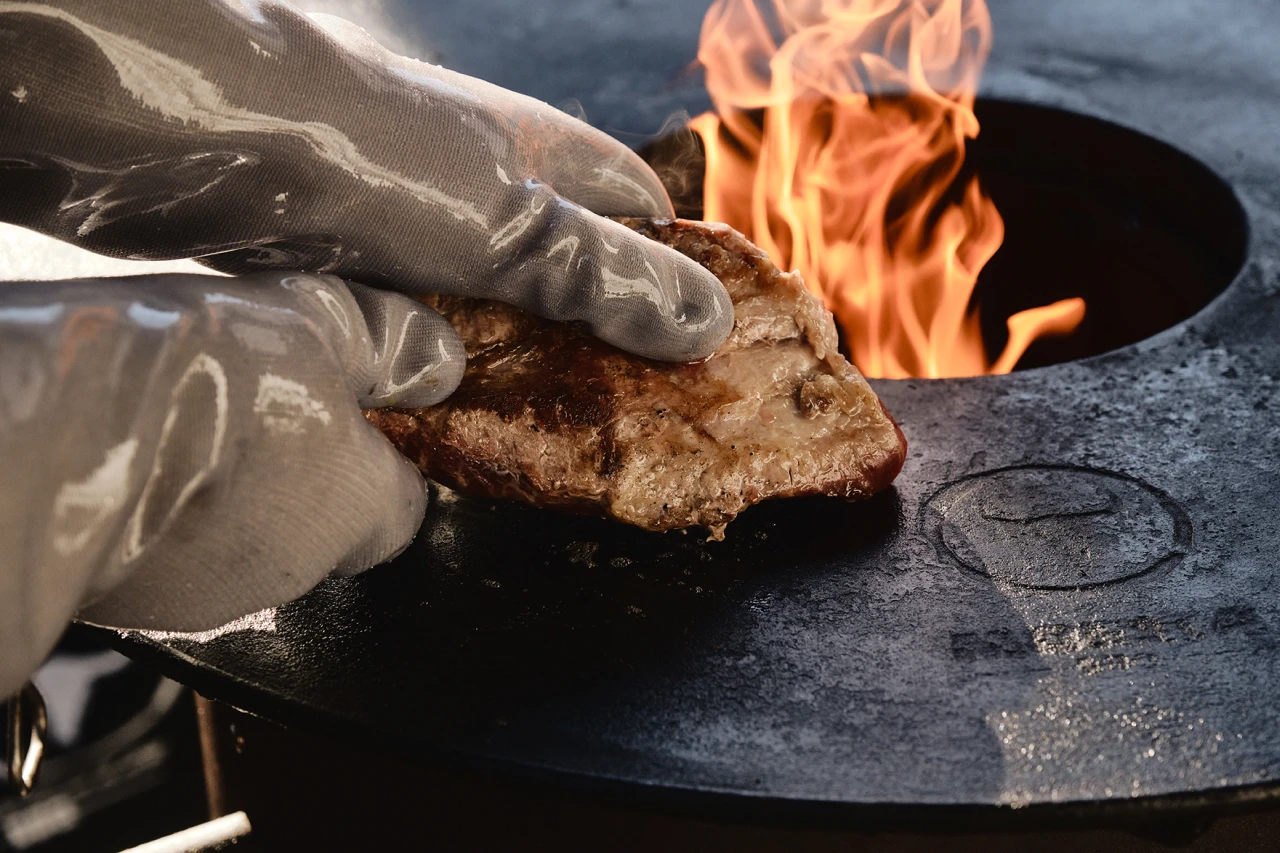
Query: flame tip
[{"left": 698, "top": 0, "right": 1083, "bottom": 379}]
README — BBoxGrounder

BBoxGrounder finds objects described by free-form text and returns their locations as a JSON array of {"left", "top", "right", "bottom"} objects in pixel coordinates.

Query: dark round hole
[
  {"left": 639, "top": 99, "right": 1249, "bottom": 371},
  {"left": 967, "top": 99, "right": 1247, "bottom": 370}
]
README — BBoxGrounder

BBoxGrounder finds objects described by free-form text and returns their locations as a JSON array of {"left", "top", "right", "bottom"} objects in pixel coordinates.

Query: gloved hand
[
  {"left": 0, "top": 0, "right": 733, "bottom": 361},
  {"left": 0, "top": 1, "right": 736, "bottom": 699},
  {"left": 0, "top": 271, "right": 463, "bottom": 698}
]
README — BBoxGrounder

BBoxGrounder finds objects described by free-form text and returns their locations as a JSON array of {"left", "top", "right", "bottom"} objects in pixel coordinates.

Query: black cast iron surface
[{"left": 95, "top": 0, "right": 1280, "bottom": 819}]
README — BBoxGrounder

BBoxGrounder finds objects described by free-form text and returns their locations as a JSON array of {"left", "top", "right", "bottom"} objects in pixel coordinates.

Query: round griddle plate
[{"left": 91, "top": 0, "right": 1280, "bottom": 826}]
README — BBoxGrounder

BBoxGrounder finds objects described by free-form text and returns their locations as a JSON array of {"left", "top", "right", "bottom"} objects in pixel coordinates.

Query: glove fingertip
[
  {"left": 346, "top": 283, "right": 467, "bottom": 409},
  {"left": 399, "top": 316, "right": 466, "bottom": 407},
  {"left": 651, "top": 252, "right": 735, "bottom": 361},
  {"left": 585, "top": 224, "right": 734, "bottom": 363}
]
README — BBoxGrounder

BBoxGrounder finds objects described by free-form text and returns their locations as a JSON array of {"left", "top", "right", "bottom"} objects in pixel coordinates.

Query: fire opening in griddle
[{"left": 645, "top": 0, "right": 1246, "bottom": 377}]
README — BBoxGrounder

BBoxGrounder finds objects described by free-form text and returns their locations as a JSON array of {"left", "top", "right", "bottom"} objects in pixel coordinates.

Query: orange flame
[{"left": 690, "top": 0, "right": 1085, "bottom": 378}]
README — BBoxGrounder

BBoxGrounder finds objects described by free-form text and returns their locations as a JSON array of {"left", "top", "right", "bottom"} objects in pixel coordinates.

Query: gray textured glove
[
  {"left": 0, "top": 272, "right": 463, "bottom": 697},
  {"left": 0, "top": 0, "right": 732, "bottom": 361},
  {"left": 0, "top": 1, "right": 736, "bottom": 698}
]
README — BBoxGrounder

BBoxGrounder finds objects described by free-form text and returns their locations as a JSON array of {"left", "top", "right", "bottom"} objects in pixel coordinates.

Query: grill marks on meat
[{"left": 366, "top": 218, "right": 907, "bottom": 539}]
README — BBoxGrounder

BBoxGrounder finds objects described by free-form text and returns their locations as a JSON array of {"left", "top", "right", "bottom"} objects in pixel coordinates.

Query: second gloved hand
[{"left": 0, "top": 272, "right": 462, "bottom": 698}]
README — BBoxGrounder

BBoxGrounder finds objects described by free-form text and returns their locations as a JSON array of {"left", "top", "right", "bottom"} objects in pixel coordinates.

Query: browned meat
[{"left": 365, "top": 218, "right": 906, "bottom": 539}]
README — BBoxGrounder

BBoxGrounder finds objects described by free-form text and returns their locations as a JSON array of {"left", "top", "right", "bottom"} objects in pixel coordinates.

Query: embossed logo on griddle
[{"left": 924, "top": 466, "right": 1191, "bottom": 590}]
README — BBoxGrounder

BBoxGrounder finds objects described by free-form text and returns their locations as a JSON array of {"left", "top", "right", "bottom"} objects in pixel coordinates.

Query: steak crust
[{"left": 365, "top": 218, "right": 907, "bottom": 539}]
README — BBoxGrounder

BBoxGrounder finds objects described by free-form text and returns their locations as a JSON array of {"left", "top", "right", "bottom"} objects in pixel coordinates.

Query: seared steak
[{"left": 365, "top": 218, "right": 907, "bottom": 539}]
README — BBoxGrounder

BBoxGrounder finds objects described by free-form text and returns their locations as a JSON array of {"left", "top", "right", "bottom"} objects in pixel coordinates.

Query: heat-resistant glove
[
  {"left": 0, "top": 0, "right": 733, "bottom": 361},
  {"left": 0, "top": 271, "right": 463, "bottom": 698},
  {"left": 0, "top": 1, "right": 736, "bottom": 699}
]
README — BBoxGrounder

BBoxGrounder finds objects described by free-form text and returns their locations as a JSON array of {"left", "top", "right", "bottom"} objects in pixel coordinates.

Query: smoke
[
  {"left": 556, "top": 98, "right": 588, "bottom": 123},
  {"left": 634, "top": 111, "right": 707, "bottom": 219},
  {"left": 291, "top": 0, "right": 431, "bottom": 61}
]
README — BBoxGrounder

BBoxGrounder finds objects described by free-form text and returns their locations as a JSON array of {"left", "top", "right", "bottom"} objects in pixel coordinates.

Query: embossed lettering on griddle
[{"left": 924, "top": 465, "right": 1192, "bottom": 590}]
